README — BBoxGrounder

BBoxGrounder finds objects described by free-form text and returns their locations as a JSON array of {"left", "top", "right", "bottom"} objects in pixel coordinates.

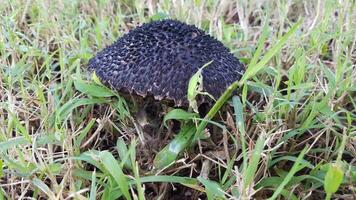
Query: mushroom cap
[{"left": 88, "top": 19, "right": 244, "bottom": 106}]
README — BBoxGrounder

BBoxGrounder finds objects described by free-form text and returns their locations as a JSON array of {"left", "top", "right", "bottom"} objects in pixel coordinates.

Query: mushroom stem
[{"left": 136, "top": 106, "right": 149, "bottom": 128}]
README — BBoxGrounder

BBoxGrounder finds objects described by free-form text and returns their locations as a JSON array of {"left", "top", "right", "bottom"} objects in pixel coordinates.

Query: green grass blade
[
  {"left": 89, "top": 170, "right": 97, "bottom": 200},
  {"left": 194, "top": 20, "right": 302, "bottom": 140},
  {"left": 116, "top": 138, "right": 133, "bottom": 170},
  {"left": 268, "top": 145, "right": 309, "bottom": 200},
  {"left": 153, "top": 124, "right": 196, "bottom": 169},
  {"left": 32, "top": 178, "right": 56, "bottom": 199},
  {"left": 240, "top": 20, "right": 302, "bottom": 83},
  {"left": 99, "top": 151, "right": 132, "bottom": 200},
  {"left": 198, "top": 176, "right": 226, "bottom": 200},
  {"left": 248, "top": 15, "right": 270, "bottom": 68},
  {"left": 232, "top": 95, "right": 247, "bottom": 172},
  {"left": 243, "top": 133, "right": 265, "bottom": 190},
  {"left": 56, "top": 98, "right": 106, "bottom": 122},
  {"left": 74, "top": 79, "right": 115, "bottom": 97},
  {"left": 139, "top": 175, "right": 198, "bottom": 185},
  {"left": 129, "top": 140, "right": 145, "bottom": 200},
  {"left": 163, "top": 109, "right": 199, "bottom": 127}
]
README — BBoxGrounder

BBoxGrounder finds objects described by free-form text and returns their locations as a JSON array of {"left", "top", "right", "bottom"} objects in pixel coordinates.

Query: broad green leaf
[
  {"left": 91, "top": 71, "right": 103, "bottom": 85},
  {"left": 71, "top": 151, "right": 105, "bottom": 174},
  {"left": 99, "top": 151, "right": 132, "bottom": 200},
  {"left": 57, "top": 98, "right": 106, "bottom": 121},
  {"left": 74, "top": 79, "right": 114, "bottom": 97},
  {"left": 116, "top": 138, "right": 132, "bottom": 169},
  {"left": 198, "top": 176, "right": 226, "bottom": 200},
  {"left": 163, "top": 109, "right": 198, "bottom": 126},
  {"left": 154, "top": 124, "right": 196, "bottom": 169},
  {"left": 187, "top": 60, "right": 213, "bottom": 112},
  {"left": 324, "top": 163, "right": 344, "bottom": 195}
]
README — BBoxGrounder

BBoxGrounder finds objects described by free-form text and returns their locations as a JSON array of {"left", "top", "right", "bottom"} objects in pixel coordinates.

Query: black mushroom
[{"left": 88, "top": 19, "right": 245, "bottom": 107}]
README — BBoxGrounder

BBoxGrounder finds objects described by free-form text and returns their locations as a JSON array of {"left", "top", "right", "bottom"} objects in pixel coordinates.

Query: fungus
[
  {"left": 88, "top": 19, "right": 245, "bottom": 168},
  {"left": 88, "top": 19, "right": 244, "bottom": 107}
]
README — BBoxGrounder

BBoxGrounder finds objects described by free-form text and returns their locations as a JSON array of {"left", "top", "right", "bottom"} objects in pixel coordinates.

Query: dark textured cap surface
[{"left": 88, "top": 19, "right": 244, "bottom": 106}]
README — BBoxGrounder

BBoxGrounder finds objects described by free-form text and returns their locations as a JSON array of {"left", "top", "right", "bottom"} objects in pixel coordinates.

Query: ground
[{"left": 0, "top": 0, "right": 355, "bottom": 200}]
